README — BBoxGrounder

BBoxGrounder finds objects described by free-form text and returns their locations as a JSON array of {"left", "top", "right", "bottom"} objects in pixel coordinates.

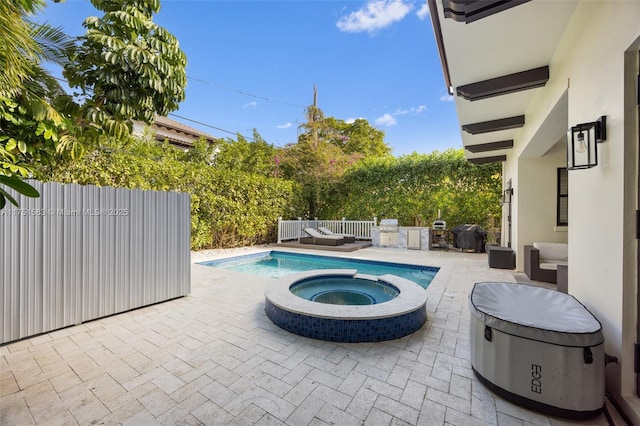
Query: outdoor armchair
[{"left": 524, "top": 242, "right": 568, "bottom": 284}]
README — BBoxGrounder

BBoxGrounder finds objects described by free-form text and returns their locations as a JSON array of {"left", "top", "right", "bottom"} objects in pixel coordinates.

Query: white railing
[{"left": 277, "top": 217, "right": 377, "bottom": 243}]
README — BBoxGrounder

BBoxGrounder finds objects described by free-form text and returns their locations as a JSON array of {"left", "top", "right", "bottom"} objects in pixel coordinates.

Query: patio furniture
[
  {"left": 301, "top": 228, "right": 344, "bottom": 246},
  {"left": 317, "top": 226, "right": 356, "bottom": 243},
  {"left": 557, "top": 264, "right": 568, "bottom": 293},
  {"left": 469, "top": 282, "right": 604, "bottom": 420},
  {"left": 487, "top": 245, "right": 514, "bottom": 269},
  {"left": 524, "top": 242, "right": 568, "bottom": 283}
]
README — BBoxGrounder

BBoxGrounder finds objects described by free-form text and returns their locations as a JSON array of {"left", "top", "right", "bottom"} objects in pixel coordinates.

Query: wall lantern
[{"left": 567, "top": 116, "right": 606, "bottom": 170}]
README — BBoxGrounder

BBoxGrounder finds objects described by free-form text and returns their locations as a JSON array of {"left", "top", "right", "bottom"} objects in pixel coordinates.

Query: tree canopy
[
  {"left": 322, "top": 117, "right": 390, "bottom": 158},
  {"left": 0, "top": 0, "right": 45, "bottom": 98},
  {"left": 1, "top": 0, "right": 189, "bottom": 208},
  {"left": 64, "top": 0, "right": 187, "bottom": 139},
  {"left": 0, "top": 0, "right": 75, "bottom": 207},
  {"left": 211, "top": 130, "right": 279, "bottom": 177},
  {"left": 277, "top": 101, "right": 392, "bottom": 217},
  {"left": 322, "top": 149, "right": 502, "bottom": 230},
  {"left": 44, "top": 135, "right": 302, "bottom": 249}
]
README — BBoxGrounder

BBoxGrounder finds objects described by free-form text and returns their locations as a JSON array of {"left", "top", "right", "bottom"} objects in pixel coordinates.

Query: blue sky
[{"left": 38, "top": 0, "right": 462, "bottom": 156}]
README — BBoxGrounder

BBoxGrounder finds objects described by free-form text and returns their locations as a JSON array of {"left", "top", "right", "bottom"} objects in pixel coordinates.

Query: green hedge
[
  {"left": 43, "top": 139, "right": 301, "bottom": 249},
  {"left": 41, "top": 140, "right": 500, "bottom": 249},
  {"left": 320, "top": 149, "right": 502, "bottom": 231}
]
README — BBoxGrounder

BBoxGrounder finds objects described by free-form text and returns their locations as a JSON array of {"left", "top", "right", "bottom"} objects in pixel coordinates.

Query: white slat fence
[{"left": 277, "top": 217, "right": 377, "bottom": 243}]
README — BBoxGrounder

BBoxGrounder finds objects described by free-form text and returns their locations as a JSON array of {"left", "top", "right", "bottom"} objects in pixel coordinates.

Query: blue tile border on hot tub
[{"left": 265, "top": 299, "right": 426, "bottom": 343}]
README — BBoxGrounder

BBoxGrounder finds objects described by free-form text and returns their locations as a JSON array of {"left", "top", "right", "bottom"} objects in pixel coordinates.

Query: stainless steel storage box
[{"left": 469, "top": 282, "right": 605, "bottom": 420}]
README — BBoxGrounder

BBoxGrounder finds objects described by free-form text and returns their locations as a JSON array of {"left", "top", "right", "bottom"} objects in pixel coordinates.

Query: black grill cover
[{"left": 452, "top": 224, "right": 486, "bottom": 252}]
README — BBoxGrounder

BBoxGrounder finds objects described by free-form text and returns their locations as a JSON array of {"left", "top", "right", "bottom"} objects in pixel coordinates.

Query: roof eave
[{"left": 428, "top": 0, "right": 453, "bottom": 95}]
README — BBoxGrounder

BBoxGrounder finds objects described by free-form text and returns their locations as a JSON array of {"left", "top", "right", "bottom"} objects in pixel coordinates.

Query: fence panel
[{"left": 0, "top": 180, "right": 191, "bottom": 344}]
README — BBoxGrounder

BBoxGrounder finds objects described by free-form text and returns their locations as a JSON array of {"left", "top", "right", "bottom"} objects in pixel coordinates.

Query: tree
[
  {"left": 211, "top": 130, "right": 279, "bottom": 177},
  {"left": 0, "top": 1, "right": 43, "bottom": 98},
  {"left": 63, "top": 0, "right": 187, "bottom": 139},
  {"left": 278, "top": 137, "right": 353, "bottom": 217},
  {"left": 323, "top": 117, "right": 390, "bottom": 158},
  {"left": 278, "top": 98, "right": 366, "bottom": 217},
  {"left": 46, "top": 133, "right": 301, "bottom": 249},
  {"left": 0, "top": 0, "right": 76, "bottom": 208},
  {"left": 279, "top": 89, "right": 392, "bottom": 217},
  {"left": 325, "top": 149, "right": 502, "bottom": 229}
]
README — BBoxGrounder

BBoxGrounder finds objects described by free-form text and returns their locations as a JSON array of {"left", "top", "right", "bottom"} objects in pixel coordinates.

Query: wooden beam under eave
[
  {"left": 462, "top": 115, "right": 525, "bottom": 135},
  {"left": 457, "top": 66, "right": 549, "bottom": 101},
  {"left": 468, "top": 155, "right": 507, "bottom": 164},
  {"left": 465, "top": 140, "right": 514, "bottom": 153},
  {"left": 443, "top": 0, "right": 531, "bottom": 23}
]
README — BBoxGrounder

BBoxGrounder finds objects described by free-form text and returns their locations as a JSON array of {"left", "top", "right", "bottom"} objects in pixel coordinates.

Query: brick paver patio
[{"left": 0, "top": 247, "right": 611, "bottom": 425}]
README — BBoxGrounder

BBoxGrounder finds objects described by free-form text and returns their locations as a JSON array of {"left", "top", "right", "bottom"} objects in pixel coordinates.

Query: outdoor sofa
[
  {"left": 301, "top": 228, "right": 345, "bottom": 246},
  {"left": 524, "top": 242, "right": 568, "bottom": 284}
]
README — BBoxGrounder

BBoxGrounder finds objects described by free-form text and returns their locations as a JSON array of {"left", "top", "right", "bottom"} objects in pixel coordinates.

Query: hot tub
[
  {"left": 264, "top": 270, "right": 427, "bottom": 342},
  {"left": 469, "top": 282, "right": 604, "bottom": 420}
]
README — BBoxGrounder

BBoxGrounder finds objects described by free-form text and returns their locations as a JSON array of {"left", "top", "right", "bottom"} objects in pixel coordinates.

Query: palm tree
[
  {"left": 0, "top": 0, "right": 74, "bottom": 208},
  {"left": 0, "top": 1, "right": 71, "bottom": 97}
]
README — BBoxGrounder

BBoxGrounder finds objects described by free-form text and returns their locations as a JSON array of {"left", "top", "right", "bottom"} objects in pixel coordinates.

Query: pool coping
[
  {"left": 264, "top": 269, "right": 427, "bottom": 320},
  {"left": 198, "top": 250, "right": 439, "bottom": 272},
  {"left": 198, "top": 250, "right": 439, "bottom": 290}
]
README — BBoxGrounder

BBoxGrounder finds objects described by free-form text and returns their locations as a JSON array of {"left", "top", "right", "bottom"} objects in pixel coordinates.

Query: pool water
[
  {"left": 290, "top": 276, "right": 400, "bottom": 305},
  {"left": 199, "top": 251, "right": 438, "bottom": 289}
]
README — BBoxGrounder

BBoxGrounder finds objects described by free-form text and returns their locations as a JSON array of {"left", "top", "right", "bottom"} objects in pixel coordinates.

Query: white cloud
[
  {"left": 375, "top": 113, "right": 397, "bottom": 127},
  {"left": 374, "top": 105, "right": 426, "bottom": 127},
  {"left": 276, "top": 122, "right": 292, "bottom": 129},
  {"left": 416, "top": 1, "right": 430, "bottom": 20},
  {"left": 440, "top": 95, "right": 455, "bottom": 102},
  {"left": 243, "top": 101, "right": 257, "bottom": 108},
  {"left": 392, "top": 105, "right": 427, "bottom": 116},
  {"left": 337, "top": 0, "right": 413, "bottom": 34}
]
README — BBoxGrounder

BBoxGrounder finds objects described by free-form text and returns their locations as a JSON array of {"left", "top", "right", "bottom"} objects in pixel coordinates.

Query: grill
[
  {"left": 452, "top": 224, "right": 486, "bottom": 252},
  {"left": 379, "top": 218, "right": 399, "bottom": 232},
  {"left": 379, "top": 219, "right": 399, "bottom": 246}
]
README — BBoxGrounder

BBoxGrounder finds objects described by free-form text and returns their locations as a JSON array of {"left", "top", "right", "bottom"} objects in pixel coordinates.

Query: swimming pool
[{"left": 199, "top": 251, "right": 438, "bottom": 289}]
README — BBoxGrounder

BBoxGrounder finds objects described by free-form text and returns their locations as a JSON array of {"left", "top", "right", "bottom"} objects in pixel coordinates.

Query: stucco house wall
[
  {"left": 505, "top": 1, "right": 640, "bottom": 418},
  {"left": 563, "top": 5, "right": 638, "bottom": 415},
  {"left": 516, "top": 143, "right": 567, "bottom": 269}
]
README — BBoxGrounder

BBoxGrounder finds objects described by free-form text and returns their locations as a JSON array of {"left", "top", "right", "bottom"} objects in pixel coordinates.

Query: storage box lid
[{"left": 469, "top": 282, "right": 603, "bottom": 347}]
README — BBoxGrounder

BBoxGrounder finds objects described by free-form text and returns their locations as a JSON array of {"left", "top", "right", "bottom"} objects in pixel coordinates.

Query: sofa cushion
[
  {"left": 533, "top": 242, "right": 568, "bottom": 262},
  {"left": 539, "top": 260, "right": 568, "bottom": 270}
]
